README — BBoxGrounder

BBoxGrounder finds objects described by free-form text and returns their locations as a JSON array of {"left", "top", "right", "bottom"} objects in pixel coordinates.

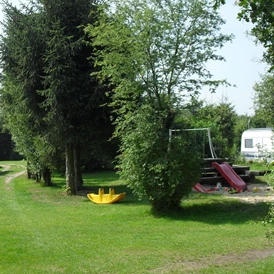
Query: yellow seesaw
[{"left": 87, "top": 188, "right": 126, "bottom": 204}]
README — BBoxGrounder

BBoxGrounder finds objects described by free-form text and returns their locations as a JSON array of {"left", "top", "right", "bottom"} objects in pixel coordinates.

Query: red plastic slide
[
  {"left": 193, "top": 183, "right": 208, "bottom": 193},
  {"left": 212, "top": 162, "right": 247, "bottom": 192}
]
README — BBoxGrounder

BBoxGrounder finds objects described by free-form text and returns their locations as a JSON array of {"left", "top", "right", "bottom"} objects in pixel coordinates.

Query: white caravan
[{"left": 241, "top": 128, "right": 274, "bottom": 159}]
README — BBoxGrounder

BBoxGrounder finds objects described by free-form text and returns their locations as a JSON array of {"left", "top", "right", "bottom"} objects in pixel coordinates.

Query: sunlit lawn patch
[{"left": 0, "top": 161, "right": 273, "bottom": 274}]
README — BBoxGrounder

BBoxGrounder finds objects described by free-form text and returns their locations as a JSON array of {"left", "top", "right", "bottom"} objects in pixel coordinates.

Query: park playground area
[
  {"left": 1, "top": 161, "right": 274, "bottom": 274},
  {"left": 203, "top": 183, "right": 274, "bottom": 204}
]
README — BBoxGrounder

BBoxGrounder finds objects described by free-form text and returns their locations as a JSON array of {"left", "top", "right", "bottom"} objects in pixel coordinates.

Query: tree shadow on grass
[
  {"left": 79, "top": 184, "right": 269, "bottom": 225},
  {"left": 78, "top": 179, "right": 270, "bottom": 225},
  {"left": 0, "top": 170, "right": 14, "bottom": 177},
  {"left": 55, "top": 170, "right": 271, "bottom": 225},
  {"left": 155, "top": 194, "right": 270, "bottom": 225},
  {"left": 82, "top": 171, "right": 121, "bottom": 185},
  {"left": 50, "top": 172, "right": 143, "bottom": 204}
]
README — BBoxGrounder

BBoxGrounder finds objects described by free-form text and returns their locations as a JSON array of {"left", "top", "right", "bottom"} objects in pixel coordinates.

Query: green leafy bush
[{"left": 117, "top": 105, "right": 201, "bottom": 213}]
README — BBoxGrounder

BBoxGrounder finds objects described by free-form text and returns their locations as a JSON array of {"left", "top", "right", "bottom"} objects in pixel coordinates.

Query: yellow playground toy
[{"left": 87, "top": 188, "right": 126, "bottom": 204}]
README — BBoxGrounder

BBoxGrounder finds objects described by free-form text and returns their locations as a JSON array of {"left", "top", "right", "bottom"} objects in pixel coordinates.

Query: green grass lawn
[{"left": 0, "top": 161, "right": 274, "bottom": 274}]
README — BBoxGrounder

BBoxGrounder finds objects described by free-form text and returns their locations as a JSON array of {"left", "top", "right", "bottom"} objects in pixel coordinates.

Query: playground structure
[
  {"left": 192, "top": 183, "right": 208, "bottom": 193},
  {"left": 211, "top": 161, "right": 248, "bottom": 192},
  {"left": 193, "top": 160, "right": 249, "bottom": 193},
  {"left": 170, "top": 128, "right": 251, "bottom": 192},
  {"left": 169, "top": 128, "right": 217, "bottom": 159},
  {"left": 199, "top": 158, "right": 251, "bottom": 186},
  {"left": 87, "top": 188, "right": 126, "bottom": 204}
]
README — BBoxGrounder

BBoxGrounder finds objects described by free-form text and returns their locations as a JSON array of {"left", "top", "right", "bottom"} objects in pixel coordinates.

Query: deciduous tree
[
  {"left": 237, "top": 0, "right": 274, "bottom": 69},
  {"left": 253, "top": 74, "right": 274, "bottom": 127},
  {"left": 215, "top": 0, "right": 273, "bottom": 69},
  {"left": 87, "top": 0, "right": 233, "bottom": 212}
]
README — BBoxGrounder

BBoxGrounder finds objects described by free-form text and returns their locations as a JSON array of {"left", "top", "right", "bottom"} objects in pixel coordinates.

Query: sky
[
  {"left": 201, "top": 2, "right": 268, "bottom": 116},
  {"left": 1, "top": 1, "right": 268, "bottom": 116}
]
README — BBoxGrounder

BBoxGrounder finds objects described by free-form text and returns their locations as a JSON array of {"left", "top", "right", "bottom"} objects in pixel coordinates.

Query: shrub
[{"left": 117, "top": 105, "right": 201, "bottom": 213}]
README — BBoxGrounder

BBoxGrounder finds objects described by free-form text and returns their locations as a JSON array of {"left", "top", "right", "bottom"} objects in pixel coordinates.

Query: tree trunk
[
  {"left": 35, "top": 172, "right": 41, "bottom": 183},
  {"left": 73, "top": 144, "right": 83, "bottom": 191},
  {"left": 65, "top": 144, "right": 76, "bottom": 195},
  {"left": 27, "top": 162, "right": 32, "bottom": 179},
  {"left": 42, "top": 167, "right": 52, "bottom": 186},
  {"left": 27, "top": 169, "right": 32, "bottom": 179}
]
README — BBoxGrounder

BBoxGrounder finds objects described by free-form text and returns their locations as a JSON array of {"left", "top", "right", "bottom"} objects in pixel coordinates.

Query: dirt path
[
  {"left": 1, "top": 165, "right": 26, "bottom": 185},
  {"left": 1, "top": 165, "right": 11, "bottom": 172},
  {"left": 5, "top": 170, "right": 26, "bottom": 185}
]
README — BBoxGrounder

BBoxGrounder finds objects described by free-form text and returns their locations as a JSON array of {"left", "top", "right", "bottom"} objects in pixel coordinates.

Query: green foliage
[
  {"left": 260, "top": 162, "right": 274, "bottom": 245},
  {"left": 0, "top": 0, "right": 113, "bottom": 190},
  {"left": 232, "top": 0, "right": 274, "bottom": 244},
  {"left": 87, "top": 0, "right": 233, "bottom": 212},
  {"left": 253, "top": 73, "right": 274, "bottom": 127},
  {"left": 264, "top": 204, "right": 274, "bottom": 246},
  {"left": 213, "top": 0, "right": 226, "bottom": 9},
  {"left": 262, "top": 171, "right": 274, "bottom": 245},
  {"left": 0, "top": 2, "right": 51, "bottom": 177},
  {"left": 117, "top": 105, "right": 201, "bottom": 212},
  {"left": 238, "top": 0, "right": 274, "bottom": 69},
  {"left": 178, "top": 100, "right": 238, "bottom": 159},
  {"left": 201, "top": 102, "right": 237, "bottom": 158},
  {"left": 88, "top": 0, "right": 232, "bottom": 96},
  {"left": 0, "top": 131, "right": 16, "bottom": 160},
  {"left": 233, "top": 114, "right": 250, "bottom": 157},
  {"left": 214, "top": 0, "right": 274, "bottom": 67}
]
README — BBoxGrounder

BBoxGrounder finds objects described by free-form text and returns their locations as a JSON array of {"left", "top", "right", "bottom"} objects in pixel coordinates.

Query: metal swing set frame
[{"left": 169, "top": 127, "right": 217, "bottom": 159}]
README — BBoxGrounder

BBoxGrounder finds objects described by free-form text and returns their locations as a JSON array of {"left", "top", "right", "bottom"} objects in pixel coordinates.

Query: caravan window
[{"left": 245, "top": 139, "right": 253, "bottom": 148}]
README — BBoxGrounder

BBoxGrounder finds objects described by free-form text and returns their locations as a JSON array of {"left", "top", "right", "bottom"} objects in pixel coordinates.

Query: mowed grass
[{"left": 0, "top": 161, "right": 274, "bottom": 274}]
